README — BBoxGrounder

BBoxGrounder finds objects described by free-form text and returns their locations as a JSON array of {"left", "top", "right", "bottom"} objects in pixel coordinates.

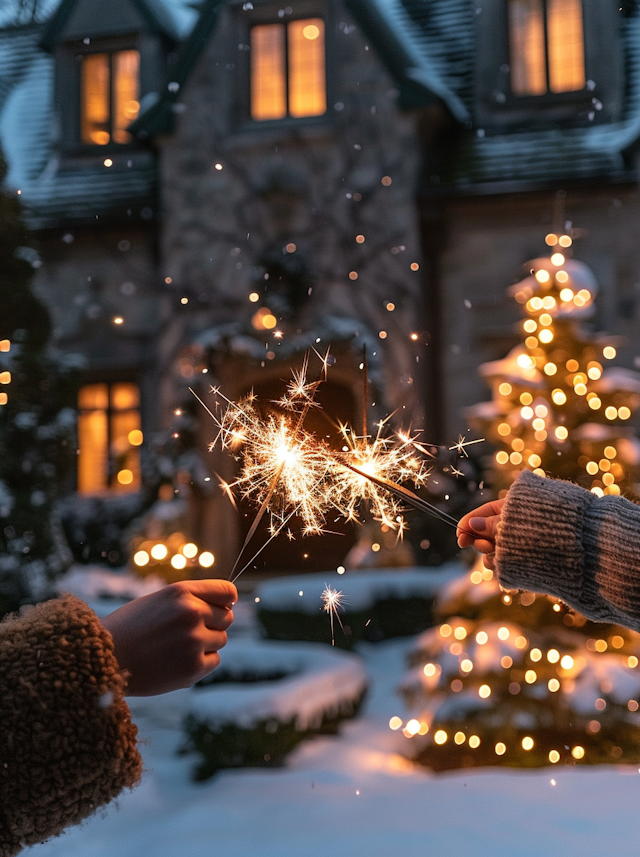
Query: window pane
[
  {"left": 111, "top": 382, "right": 139, "bottom": 410},
  {"left": 251, "top": 24, "right": 287, "bottom": 120},
  {"left": 288, "top": 18, "right": 326, "bottom": 118},
  {"left": 81, "top": 53, "right": 110, "bottom": 144},
  {"left": 509, "top": 0, "right": 546, "bottom": 96},
  {"left": 78, "top": 382, "right": 109, "bottom": 410},
  {"left": 111, "top": 410, "right": 141, "bottom": 493},
  {"left": 113, "top": 49, "right": 140, "bottom": 144},
  {"left": 78, "top": 409, "right": 108, "bottom": 494},
  {"left": 547, "top": 0, "right": 585, "bottom": 93}
]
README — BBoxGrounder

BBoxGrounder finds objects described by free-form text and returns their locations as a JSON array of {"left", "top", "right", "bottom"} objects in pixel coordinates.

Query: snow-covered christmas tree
[
  {"left": 467, "top": 231, "right": 640, "bottom": 497},
  {"left": 0, "top": 151, "right": 78, "bottom": 614},
  {"left": 392, "top": 231, "right": 640, "bottom": 771}
]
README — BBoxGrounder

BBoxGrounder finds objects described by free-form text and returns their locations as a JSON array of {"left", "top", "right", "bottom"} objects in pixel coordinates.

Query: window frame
[
  {"left": 475, "top": 0, "right": 622, "bottom": 131},
  {"left": 235, "top": 1, "right": 331, "bottom": 130},
  {"left": 76, "top": 379, "right": 143, "bottom": 496},
  {"left": 57, "top": 34, "right": 141, "bottom": 154}
]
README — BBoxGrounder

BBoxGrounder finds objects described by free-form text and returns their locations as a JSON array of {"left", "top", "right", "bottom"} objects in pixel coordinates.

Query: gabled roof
[{"left": 0, "top": 0, "right": 198, "bottom": 228}]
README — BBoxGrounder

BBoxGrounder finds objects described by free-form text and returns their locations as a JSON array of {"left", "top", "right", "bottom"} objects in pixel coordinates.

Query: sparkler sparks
[{"left": 322, "top": 585, "right": 345, "bottom": 646}]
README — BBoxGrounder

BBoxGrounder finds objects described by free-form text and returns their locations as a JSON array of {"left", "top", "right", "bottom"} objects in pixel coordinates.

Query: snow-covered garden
[{"left": 24, "top": 563, "right": 640, "bottom": 857}]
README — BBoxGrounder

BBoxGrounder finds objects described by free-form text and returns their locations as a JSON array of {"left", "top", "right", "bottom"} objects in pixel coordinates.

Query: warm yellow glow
[
  {"left": 476, "top": 631, "right": 489, "bottom": 645},
  {"left": 525, "top": 670, "right": 537, "bottom": 684},
  {"left": 525, "top": 336, "right": 538, "bottom": 349},
  {"left": 555, "top": 426, "right": 568, "bottom": 440},
  {"left": 551, "top": 389, "right": 566, "bottom": 405},
  {"left": 603, "top": 346, "right": 617, "bottom": 359},
  {"left": 515, "top": 635, "right": 528, "bottom": 649},
  {"left": 512, "top": 438, "right": 525, "bottom": 451},
  {"left": 588, "top": 397, "right": 602, "bottom": 410},
  {"left": 250, "top": 25, "right": 286, "bottom": 119},
  {"left": 252, "top": 307, "right": 278, "bottom": 330},
  {"left": 605, "top": 406, "right": 618, "bottom": 420},
  {"left": 538, "top": 329, "right": 554, "bottom": 344},
  {"left": 434, "top": 730, "right": 448, "bottom": 745},
  {"left": 544, "top": 362, "right": 557, "bottom": 375},
  {"left": 535, "top": 269, "right": 550, "bottom": 284},
  {"left": 499, "top": 383, "right": 513, "bottom": 396},
  {"left": 546, "top": 649, "right": 560, "bottom": 663},
  {"left": 571, "top": 745, "right": 585, "bottom": 760},
  {"left": 509, "top": 0, "right": 546, "bottom": 95},
  {"left": 389, "top": 716, "right": 403, "bottom": 731},
  {"left": 527, "top": 453, "right": 541, "bottom": 467},
  {"left": 199, "top": 551, "right": 215, "bottom": 568},
  {"left": 469, "top": 735, "right": 481, "bottom": 749},
  {"left": 406, "top": 719, "right": 421, "bottom": 736},
  {"left": 498, "top": 423, "right": 511, "bottom": 436},
  {"left": 128, "top": 429, "right": 143, "bottom": 446},
  {"left": 479, "top": 684, "right": 491, "bottom": 698},
  {"left": 517, "top": 354, "right": 535, "bottom": 369},
  {"left": 288, "top": 19, "right": 326, "bottom": 117},
  {"left": 560, "top": 655, "right": 574, "bottom": 669},
  {"left": 440, "top": 624, "right": 452, "bottom": 637},
  {"left": 495, "top": 742, "right": 506, "bottom": 756},
  {"left": 547, "top": 0, "right": 585, "bottom": 93},
  {"left": 249, "top": 292, "right": 260, "bottom": 302},
  {"left": 0, "top": 340, "right": 10, "bottom": 352},
  {"left": 604, "top": 446, "right": 617, "bottom": 459},
  {"left": 81, "top": 50, "right": 139, "bottom": 145},
  {"left": 461, "top": 659, "right": 474, "bottom": 673},
  {"left": 453, "top": 626, "right": 467, "bottom": 640},
  {"left": 548, "top": 678, "right": 560, "bottom": 692},
  {"left": 595, "top": 639, "right": 608, "bottom": 653},
  {"left": 496, "top": 451, "right": 509, "bottom": 465},
  {"left": 574, "top": 383, "right": 587, "bottom": 396},
  {"left": 510, "top": 452, "right": 523, "bottom": 465},
  {"left": 423, "top": 663, "right": 437, "bottom": 677},
  {"left": 113, "top": 50, "right": 140, "bottom": 143},
  {"left": 549, "top": 749, "right": 561, "bottom": 763},
  {"left": 559, "top": 288, "right": 574, "bottom": 303},
  {"left": 454, "top": 731, "right": 466, "bottom": 745},
  {"left": 530, "top": 648, "right": 542, "bottom": 662},
  {"left": 522, "top": 736, "right": 534, "bottom": 751},
  {"left": 0, "top": 393, "right": 7, "bottom": 405},
  {"left": 545, "top": 233, "right": 558, "bottom": 246},
  {"left": 551, "top": 253, "right": 565, "bottom": 266},
  {"left": 117, "top": 469, "right": 134, "bottom": 485},
  {"left": 496, "top": 626, "right": 510, "bottom": 641},
  {"left": 519, "top": 392, "right": 532, "bottom": 405},
  {"left": 542, "top": 295, "right": 556, "bottom": 309},
  {"left": 470, "top": 570, "right": 483, "bottom": 584},
  {"left": 151, "top": 543, "right": 168, "bottom": 560},
  {"left": 171, "top": 554, "right": 187, "bottom": 570},
  {"left": 559, "top": 235, "right": 572, "bottom": 247},
  {"left": 524, "top": 319, "right": 537, "bottom": 333},
  {"left": 629, "top": 656, "right": 639, "bottom": 668},
  {"left": 133, "top": 550, "right": 149, "bottom": 567},
  {"left": 619, "top": 406, "right": 631, "bottom": 420},
  {"left": 539, "top": 313, "right": 552, "bottom": 326},
  {"left": 0, "top": 371, "right": 11, "bottom": 384},
  {"left": 182, "top": 542, "right": 198, "bottom": 558}
]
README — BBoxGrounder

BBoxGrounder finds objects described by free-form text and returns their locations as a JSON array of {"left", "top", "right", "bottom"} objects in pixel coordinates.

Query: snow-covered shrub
[
  {"left": 181, "top": 639, "right": 368, "bottom": 779},
  {"left": 255, "top": 566, "right": 461, "bottom": 648}
]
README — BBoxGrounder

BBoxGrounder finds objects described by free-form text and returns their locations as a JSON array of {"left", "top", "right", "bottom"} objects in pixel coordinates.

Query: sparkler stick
[{"left": 322, "top": 585, "right": 345, "bottom": 646}]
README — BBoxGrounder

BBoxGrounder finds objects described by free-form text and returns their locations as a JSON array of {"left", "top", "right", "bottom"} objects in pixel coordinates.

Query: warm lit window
[
  {"left": 250, "top": 18, "right": 326, "bottom": 121},
  {"left": 509, "top": 0, "right": 585, "bottom": 96},
  {"left": 77, "top": 382, "right": 143, "bottom": 495},
  {"left": 81, "top": 49, "right": 140, "bottom": 145}
]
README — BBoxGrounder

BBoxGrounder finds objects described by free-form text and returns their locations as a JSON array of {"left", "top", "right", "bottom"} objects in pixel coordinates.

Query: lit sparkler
[{"left": 322, "top": 585, "right": 345, "bottom": 646}]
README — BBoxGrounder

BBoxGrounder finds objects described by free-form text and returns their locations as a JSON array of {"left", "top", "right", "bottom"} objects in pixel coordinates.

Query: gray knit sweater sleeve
[{"left": 495, "top": 469, "right": 640, "bottom": 632}]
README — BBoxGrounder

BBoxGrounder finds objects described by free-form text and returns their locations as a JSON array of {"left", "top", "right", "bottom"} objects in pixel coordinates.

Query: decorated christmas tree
[
  {"left": 0, "top": 151, "right": 78, "bottom": 614},
  {"left": 391, "top": 231, "right": 640, "bottom": 771},
  {"left": 467, "top": 230, "right": 640, "bottom": 498}
]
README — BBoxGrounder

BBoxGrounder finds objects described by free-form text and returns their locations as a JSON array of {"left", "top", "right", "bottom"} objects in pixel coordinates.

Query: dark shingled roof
[{"left": 2, "top": 0, "right": 640, "bottom": 226}]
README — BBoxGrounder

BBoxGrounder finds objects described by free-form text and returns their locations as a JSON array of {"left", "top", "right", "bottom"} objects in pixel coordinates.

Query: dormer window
[
  {"left": 80, "top": 49, "right": 140, "bottom": 145},
  {"left": 508, "top": 0, "right": 585, "bottom": 96},
  {"left": 250, "top": 18, "right": 326, "bottom": 121}
]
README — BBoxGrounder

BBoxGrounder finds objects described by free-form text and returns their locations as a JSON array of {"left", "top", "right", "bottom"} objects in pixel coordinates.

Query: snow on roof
[{"left": 255, "top": 564, "right": 465, "bottom": 614}]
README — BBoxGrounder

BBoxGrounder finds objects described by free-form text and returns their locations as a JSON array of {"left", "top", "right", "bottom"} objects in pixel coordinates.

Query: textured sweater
[
  {"left": 495, "top": 470, "right": 640, "bottom": 632},
  {"left": 0, "top": 595, "right": 142, "bottom": 856}
]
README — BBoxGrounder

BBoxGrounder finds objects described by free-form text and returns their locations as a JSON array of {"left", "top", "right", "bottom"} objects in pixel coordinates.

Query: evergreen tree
[
  {"left": 467, "top": 231, "right": 640, "bottom": 498},
  {"left": 392, "top": 232, "right": 640, "bottom": 771},
  {"left": 0, "top": 152, "right": 78, "bottom": 614}
]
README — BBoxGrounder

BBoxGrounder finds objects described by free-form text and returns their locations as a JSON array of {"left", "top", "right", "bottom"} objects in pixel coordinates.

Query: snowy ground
[{"left": 26, "top": 572, "right": 640, "bottom": 857}]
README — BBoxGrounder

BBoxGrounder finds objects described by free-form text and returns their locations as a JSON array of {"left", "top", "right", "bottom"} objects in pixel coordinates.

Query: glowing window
[
  {"left": 81, "top": 50, "right": 140, "bottom": 145},
  {"left": 250, "top": 19, "right": 326, "bottom": 121},
  {"left": 77, "top": 382, "right": 142, "bottom": 494},
  {"left": 508, "top": 0, "right": 585, "bottom": 96}
]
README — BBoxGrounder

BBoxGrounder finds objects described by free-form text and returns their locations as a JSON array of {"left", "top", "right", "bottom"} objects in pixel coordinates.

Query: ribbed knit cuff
[{"left": 496, "top": 470, "right": 640, "bottom": 631}]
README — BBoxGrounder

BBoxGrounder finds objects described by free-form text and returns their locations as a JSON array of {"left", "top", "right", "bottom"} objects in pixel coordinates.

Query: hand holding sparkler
[
  {"left": 102, "top": 579, "right": 236, "bottom": 696},
  {"left": 457, "top": 498, "right": 505, "bottom": 570}
]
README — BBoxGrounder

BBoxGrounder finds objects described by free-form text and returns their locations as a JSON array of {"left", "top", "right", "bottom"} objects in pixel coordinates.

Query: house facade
[{"left": 2, "top": 0, "right": 640, "bottom": 572}]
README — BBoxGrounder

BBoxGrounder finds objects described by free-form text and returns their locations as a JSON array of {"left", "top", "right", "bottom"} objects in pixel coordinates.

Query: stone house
[{"left": 2, "top": 0, "right": 640, "bottom": 572}]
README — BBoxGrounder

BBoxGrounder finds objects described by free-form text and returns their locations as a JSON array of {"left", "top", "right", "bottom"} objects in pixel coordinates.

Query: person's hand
[
  {"left": 457, "top": 499, "right": 506, "bottom": 570},
  {"left": 101, "top": 579, "right": 236, "bottom": 696}
]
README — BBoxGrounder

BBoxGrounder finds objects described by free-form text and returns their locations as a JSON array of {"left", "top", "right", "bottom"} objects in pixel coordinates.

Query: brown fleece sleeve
[
  {"left": 0, "top": 595, "right": 142, "bottom": 856},
  {"left": 495, "top": 470, "right": 640, "bottom": 632}
]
